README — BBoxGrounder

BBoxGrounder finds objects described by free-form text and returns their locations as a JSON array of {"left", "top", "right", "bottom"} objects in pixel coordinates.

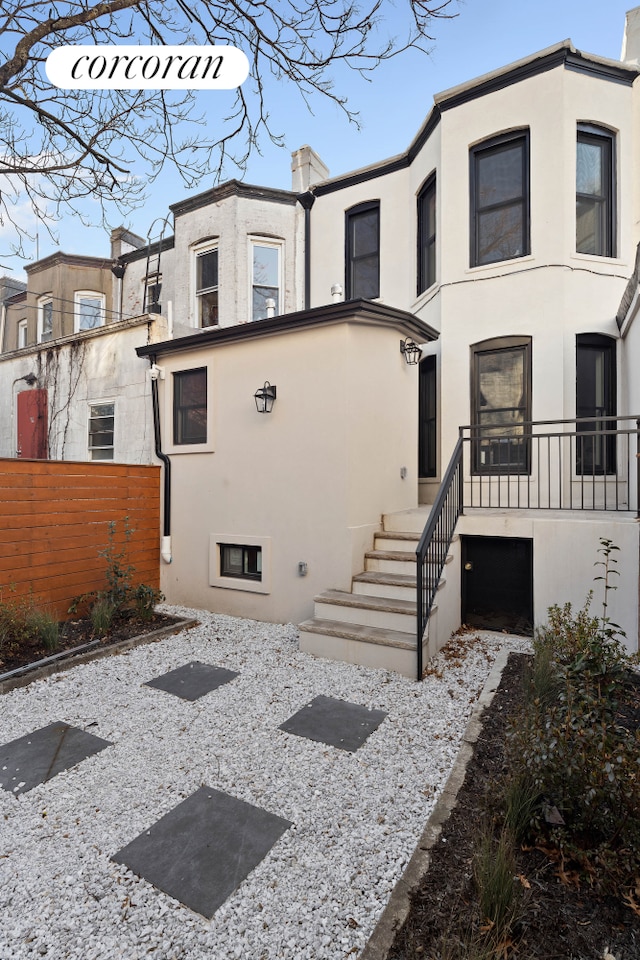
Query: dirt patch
[
  {"left": 0, "top": 611, "right": 184, "bottom": 677},
  {"left": 388, "top": 652, "right": 639, "bottom": 960}
]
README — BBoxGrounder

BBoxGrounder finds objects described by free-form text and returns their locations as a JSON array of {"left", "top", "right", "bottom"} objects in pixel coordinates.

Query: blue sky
[{"left": 1, "top": 0, "right": 635, "bottom": 279}]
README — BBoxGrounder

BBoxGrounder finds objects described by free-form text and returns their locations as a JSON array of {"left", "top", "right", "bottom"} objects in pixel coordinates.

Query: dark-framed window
[
  {"left": 220, "top": 543, "right": 262, "bottom": 581},
  {"left": 471, "top": 336, "right": 532, "bottom": 474},
  {"left": 470, "top": 131, "right": 530, "bottom": 267},
  {"left": 418, "top": 354, "right": 437, "bottom": 478},
  {"left": 173, "top": 368, "right": 207, "bottom": 445},
  {"left": 576, "top": 125, "right": 615, "bottom": 258},
  {"left": 196, "top": 246, "right": 219, "bottom": 327},
  {"left": 345, "top": 201, "right": 380, "bottom": 299},
  {"left": 417, "top": 174, "right": 436, "bottom": 295},
  {"left": 576, "top": 333, "right": 616, "bottom": 475}
]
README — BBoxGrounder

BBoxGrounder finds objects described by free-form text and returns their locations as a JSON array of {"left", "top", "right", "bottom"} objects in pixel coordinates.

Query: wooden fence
[{"left": 0, "top": 459, "right": 161, "bottom": 618}]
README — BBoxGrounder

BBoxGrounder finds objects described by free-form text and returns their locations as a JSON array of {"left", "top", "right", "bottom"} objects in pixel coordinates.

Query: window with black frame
[
  {"left": 345, "top": 201, "right": 380, "bottom": 299},
  {"left": 470, "top": 131, "right": 530, "bottom": 267},
  {"left": 417, "top": 174, "right": 436, "bottom": 294},
  {"left": 173, "top": 368, "right": 207, "bottom": 445},
  {"left": 471, "top": 337, "right": 531, "bottom": 474},
  {"left": 220, "top": 543, "right": 262, "bottom": 581},
  {"left": 576, "top": 125, "right": 615, "bottom": 258},
  {"left": 576, "top": 333, "right": 616, "bottom": 475}
]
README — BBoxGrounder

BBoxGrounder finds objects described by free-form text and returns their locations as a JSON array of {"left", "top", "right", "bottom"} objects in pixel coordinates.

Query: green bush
[
  {"left": 70, "top": 517, "right": 163, "bottom": 629},
  {"left": 506, "top": 540, "right": 640, "bottom": 900}
]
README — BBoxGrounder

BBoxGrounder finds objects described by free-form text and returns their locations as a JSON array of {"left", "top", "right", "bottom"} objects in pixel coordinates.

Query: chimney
[
  {"left": 621, "top": 6, "right": 640, "bottom": 63},
  {"left": 291, "top": 145, "right": 330, "bottom": 192}
]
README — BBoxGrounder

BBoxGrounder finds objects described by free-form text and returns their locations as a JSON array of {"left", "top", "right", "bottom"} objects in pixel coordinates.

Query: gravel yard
[{"left": 0, "top": 608, "right": 530, "bottom": 960}]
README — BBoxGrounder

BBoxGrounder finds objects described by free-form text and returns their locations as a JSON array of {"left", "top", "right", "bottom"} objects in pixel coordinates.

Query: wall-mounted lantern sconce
[
  {"left": 400, "top": 338, "right": 422, "bottom": 365},
  {"left": 254, "top": 381, "right": 277, "bottom": 413}
]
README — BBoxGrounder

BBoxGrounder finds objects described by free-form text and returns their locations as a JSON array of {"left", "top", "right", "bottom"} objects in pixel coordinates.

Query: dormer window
[
  {"left": 251, "top": 240, "right": 281, "bottom": 321},
  {"left": 75, "top": 292, "right": 105, "bottom": 331},
  {"left": 195, "top": 245, "right": 219, "bottom": 327},
  {"left": 38, "top": 296, "right": 53, "bottom": 342}
]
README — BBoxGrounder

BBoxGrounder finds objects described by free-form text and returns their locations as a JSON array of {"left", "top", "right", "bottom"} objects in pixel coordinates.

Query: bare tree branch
[{"left": 0, "top": 0, "right": 456, "bottom": 255}]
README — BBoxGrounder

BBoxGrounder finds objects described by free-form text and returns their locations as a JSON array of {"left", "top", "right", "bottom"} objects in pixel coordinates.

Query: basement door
[
  {"left": 17, "top": 388, "right": 48, "bottom": 459},
  {"left": 461, "top": 535, "right": 533, "bottom": 636}
]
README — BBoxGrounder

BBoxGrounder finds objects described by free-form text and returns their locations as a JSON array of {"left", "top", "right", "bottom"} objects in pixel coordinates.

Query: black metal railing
[
  {"left": 415, "top": 436, "right": 463, "bottom": 680},
  {"left": 414, "top": 415, "right": 640, "bottom": 681},
  {"left": 461, "top": 415, "right": 640, "bottom": 515}
]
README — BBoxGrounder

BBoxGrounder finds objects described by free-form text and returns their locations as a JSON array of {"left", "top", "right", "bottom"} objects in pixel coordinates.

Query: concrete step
[
  {"left": 352, "top": 571, "right": 416, "bottom": 601},
  {"left": 298, "top": 618, "right": 421, "bottom": 679},
  {"left": 365, "top": 549, "right": 417, "bottom": 575},
  {"left": 373, "top": 530, "right": 421, "bottom": 553},
  {"left": 382, "top": 505, "right": 433, "bottom": 534},
  {"left": 314, "top": 590, "right": 417, "bottom": 633}
]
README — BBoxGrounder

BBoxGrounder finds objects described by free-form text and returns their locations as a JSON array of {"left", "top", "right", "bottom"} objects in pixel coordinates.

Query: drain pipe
[
  {"left": 297, "top": 190, "right": 315, "bottom": 310},
  {"left": 149, "top": 357, "right": 172, "bottom": 563}
]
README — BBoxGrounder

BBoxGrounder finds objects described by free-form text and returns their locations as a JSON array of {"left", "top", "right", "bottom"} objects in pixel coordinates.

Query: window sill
[
  {"left": 570, "top": 252, "right": 627, "bottom": 269},
  {"left": 412, "top": 283, "right": 440, "bottom": 311},
  {"left": 465, "top": 254, "right": 535, "bottom": 276}
]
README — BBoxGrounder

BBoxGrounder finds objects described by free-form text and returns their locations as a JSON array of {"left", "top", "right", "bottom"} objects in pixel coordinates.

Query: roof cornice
[
  {"left": 136, "top": 299, "right": 438, "bottom": 359},
  {"left": 309, "top": 43, "right": 638, "bottom": 197},
  {"left": 170, "top": 179, "right": 298, "bottom": 217}
]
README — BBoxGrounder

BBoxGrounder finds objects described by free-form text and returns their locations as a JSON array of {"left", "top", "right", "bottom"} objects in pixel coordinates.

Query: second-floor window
[
  {"left": 251, "top": 241, "right": 281, "bottom": 321},
  {"left": 38, "top": 296, "right": 53, "bottom": 342},
  {"left": 88, "top": 402, "right": 115, "bottom": 460},
  {"left": 17, "top": 319, "right": 27, "bottom": 349},
  {"left": 346, "top": 201, "right": 380, "bottom": 299},
  {"left": 417, "top": 175, "right": 436, "bottom": 294},
  {"left": 173, "top": 367, "right": 207, "bottom": 445},
  {"left": 576, "top": 124, "right": 615, "bottom": 258},
  {"left": 75, "top": 292, "right": 105, "bottom": 331},
  {"left": 195, "top": 245, "right": 219, "bottom": 327},
  {"left": 470, "top": 131, "right": 530, "bottom": 267}
]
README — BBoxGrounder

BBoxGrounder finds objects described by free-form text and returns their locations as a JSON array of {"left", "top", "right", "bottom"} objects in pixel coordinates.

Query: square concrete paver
[
  {"left": 144, "top": 661, "right": 239, "bottom": 701},
  {"left": 0, "top": 722, "right": 112, "bottom": 796},
  {"left": 112, "top": 786, "right": 292, "bottom": 918},
  {"left": 279, "top": 694, "right": 387, "bottom": 752}
]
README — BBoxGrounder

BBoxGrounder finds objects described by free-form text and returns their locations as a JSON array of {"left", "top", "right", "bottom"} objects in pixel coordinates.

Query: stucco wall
[
  {"left": 0, "top": 317, "right": 165, "bottom": 463},
  {"left": 155, "top": 316, "right": 420, "bottom": 624}
]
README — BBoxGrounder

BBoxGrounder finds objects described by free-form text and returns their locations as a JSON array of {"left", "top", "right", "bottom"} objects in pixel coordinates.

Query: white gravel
[{"left": 0, "top": 608, "right": 531, "bottom": 960}]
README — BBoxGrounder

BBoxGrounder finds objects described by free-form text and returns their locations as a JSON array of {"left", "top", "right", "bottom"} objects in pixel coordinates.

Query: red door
[{"left": 17, "top": 388, "right": 48, "bottom": 459}]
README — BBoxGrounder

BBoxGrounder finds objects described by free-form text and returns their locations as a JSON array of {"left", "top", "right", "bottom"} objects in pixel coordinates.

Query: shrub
[
  {"left": 506, "top": 539, "right": 640, "bottom": 901},
  {"left": 70, "top": 517, "right": 163, "bottom": 628}
]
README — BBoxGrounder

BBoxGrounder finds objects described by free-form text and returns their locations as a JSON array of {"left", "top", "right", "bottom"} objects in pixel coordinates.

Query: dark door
[
  {"left": 17, "top": 388, "right": 48, "bottom": 459},
  {"left": 461, "top": 535, "right": 533, "bottom": 635},
  {"left": 576, "top": 333, "right": 616, "bottom": 475},
  {"left": 418, "top": 355, "right": 437, "bottom": 478}
]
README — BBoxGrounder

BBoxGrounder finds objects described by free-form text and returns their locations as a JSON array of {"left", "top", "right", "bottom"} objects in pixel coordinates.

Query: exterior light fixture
[
  {"left": 254, "top": 381, "right": 277, "bottom": 413},
  {"left": 400, "top": 338, "right": 422, "bottom": 365}
]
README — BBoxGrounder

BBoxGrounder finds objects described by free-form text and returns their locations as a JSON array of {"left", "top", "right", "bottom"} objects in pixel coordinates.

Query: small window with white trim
[
  {"left": 38, "top": 296, "right": 53, "bottom": 343},
  {"left": 209, "top": 534, "right": 271, "bottom": 594},
  {"left": 75, "top": 291, "right": 105, "bottom": 331},
  {"left": 195, "top": 245, "right": 219, "bottom": 327},
  {"left": 88, "top": 401, "right": 115, "bottom": 460},
  {"left": 251, "top": 240, "right": 281, "bottom": 321},
  {"left": 17, "top": 319, "right": 28, "bottom": 349}
]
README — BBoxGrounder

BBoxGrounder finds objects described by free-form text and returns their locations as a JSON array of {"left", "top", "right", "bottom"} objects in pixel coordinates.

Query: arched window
[
  {"left": 345, "top": 201, "right": 380, "bottom": 299},
  {"left": 470, "top": 130, "right": 530, "bottom": 267},
  {"left": 470, "top": 336, "right": 532, "bottom": 473},
  {"left": 576, "top": 124, "right": 615, "bottom": 258}
]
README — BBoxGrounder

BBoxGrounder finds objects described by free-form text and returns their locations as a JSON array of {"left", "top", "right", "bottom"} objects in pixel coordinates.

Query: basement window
[{"left": 219, "top": 543, "right": 262, "bottom": 581}]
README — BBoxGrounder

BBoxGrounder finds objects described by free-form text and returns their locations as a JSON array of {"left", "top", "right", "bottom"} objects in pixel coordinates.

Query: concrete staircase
[{"left": 299, "top": 505, "right": 454, "bottom": 678}]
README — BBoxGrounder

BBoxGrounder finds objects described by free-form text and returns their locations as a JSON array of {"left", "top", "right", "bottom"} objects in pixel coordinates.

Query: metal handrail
[{"left": 415, "top": 435, "right": 463, "bottom": 681}]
